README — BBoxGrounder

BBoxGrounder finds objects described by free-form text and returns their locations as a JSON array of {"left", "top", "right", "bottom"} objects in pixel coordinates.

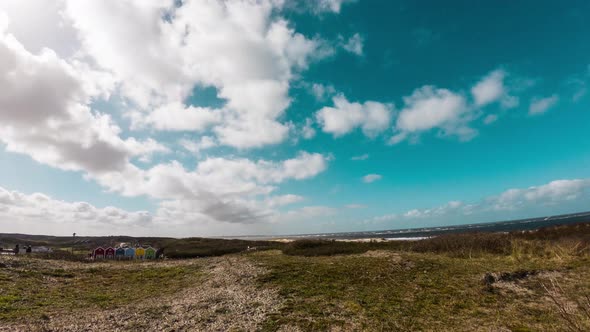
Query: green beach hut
[{"left": 145, "top": 247, "right": 156, "bottom": 259}]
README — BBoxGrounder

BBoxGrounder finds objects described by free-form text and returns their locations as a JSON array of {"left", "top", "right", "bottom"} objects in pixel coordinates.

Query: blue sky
[{"left": 0, "top": 0, "right": 589, "bottom": 237}]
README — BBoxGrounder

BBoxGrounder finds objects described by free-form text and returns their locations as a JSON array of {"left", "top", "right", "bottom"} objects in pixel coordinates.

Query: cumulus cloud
[
  {"left": 310, "top": 82, "right": 336, "bottom": 101},
  {"left": 0, "top": 150, "right": 329, "bottom": 233},
  {"left": 362, "top": 174, "right": 382, "bottom": 183},
  {"left": 367, "top": 179, "right": 590, "bottom": 225},
  {"left": 492, "top": 179, "right": 590, "bottom": 211},
  {"left": 529, "top": 94, "right": 559, "bottom": 115},
  {"left": 0, "top": 23, "right": 166, "bottom": 174},
  {"left": 341, "top": 33, "right": 364, "bottom": 56},
  {"left": 179, "top": 136, "right": 217, "bottom": 155},
  {"left": 0, "top": 186, "right": 152, "bottom": 235},
  {"left": 301, "top": 118, "right": 316, "bottom": 139},
  {"left": 308, "top": 68, "right": 531, "bottom": 146},
  {"left": 0, "top": 1, "right": 343, "bottom": 233},
  {"left": 314, "top": 0, "right": 348, "bottom": 14},
  {"left": 391, "top": 86, "right": 473, "bottom": 144},
  {"left": 316, "top": 94, "right": 393, "bottom": 137},
  {"left": 471, "top": 69, "right": 507, "bottom": 107},
  {"left": 90, "top": 151, "right": 330, "bottom": 225},
  {"left": 62, "top": 0, "right": 334, "bottom": 149},
  {"left": 0, "top": 0, "right": 79, "bottom": 57},
  {"left": 133, "top": 103, "right": 222, "bottom": 132}
]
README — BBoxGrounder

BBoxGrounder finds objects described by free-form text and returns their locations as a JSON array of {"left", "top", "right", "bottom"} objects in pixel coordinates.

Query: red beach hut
[
  {"left": 93, "top": 247, "right": 105, "bottom": 259},
  {"left": 105, "top": 247, "right": 115, "bottom": 259}
]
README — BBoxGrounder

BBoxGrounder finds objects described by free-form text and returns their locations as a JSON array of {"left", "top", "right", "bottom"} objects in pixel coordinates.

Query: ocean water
[{"left": 235, "top": 211, "right": 590, "bottom": 241}]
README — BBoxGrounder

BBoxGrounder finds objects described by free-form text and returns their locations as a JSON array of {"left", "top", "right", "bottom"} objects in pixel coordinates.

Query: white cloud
[
  {"left": 529, "top": 94, "right": 559, "bottom": 115},
  {"left": 316, "top": 94, "right": 393, "bottom": 137},
  {"left": 305, "top": 68, "right": 528, "bottom": 146},
  {"left": 368, "top": 179, "right": 590, "bottom": 224},
  {"left": 392, "top": 85, "right": 472, "bottom": 144},
  {"left": 492, "top": 179, "right": 590, "bottom": 211},
  {"left": 134, "top": 103, "right": 222, "bottom": 132},
  {"left": 0, "top": 1, "right": 80, "bottom": 57},
  {"left": 266, "top": 194, "right": 305, "bottom": 207},
  {"left": 301, "top": 118, "right": 316, "bottom": 139},
  {"left": 0, "top": 23, "right": 165, "bottom": 174},
  {"left": 89, "top": 151, "right": 330, "bottom": 226},
  {"left": 396, "top": 86, "right": 467, "bottom": 132},
  {"left": 351, "top": 153, "right": 369, "bottom": 161},
  {"left": 314, "top": 0, "right": 347, "bottom": 14},
  {"left": 311, "top": 82, "right": 336, "bottom": 101},
  {"left": 62, "top": 0, "right": 334, "bottom": 149},
  {"left": 471, "top": 69, "right": 506, "bottom": 107},
  {"left": 341, "top": 33, "right": 364, "bottom": 56},
  {"left": 500, "top": 95, "right": 519, "bottom": 109},
  {"left": 179, "top": 136, "right": 217, "bottom": 155},
  {"left": 483, "top": 114, "right": 498, "bottom": 124},
  {"left": 362, "top": 174, "right": 382, "bottom": 183},
  {"left": 0, "top": 186, "right": 152, "bottom": 235},
  {"left": 0, "top": 1, "right": 344, "bottom": 233}
]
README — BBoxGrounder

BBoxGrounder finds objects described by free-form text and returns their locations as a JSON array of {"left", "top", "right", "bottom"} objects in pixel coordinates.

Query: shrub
[
  {"left": 283, "top": 239, "right": 372, "bottom": 256},
  {"left": 410, "top": 233, "right": 512, "bottom": 257}
]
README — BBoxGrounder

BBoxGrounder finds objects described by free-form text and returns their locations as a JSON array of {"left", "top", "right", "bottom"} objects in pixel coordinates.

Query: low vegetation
[
  {"left": 0, "top": 257, "right": 203, "bottom": 322},
  {"left": 281, "top": 222, "right": 590, "bottom": 258},
  {"left": 0, "top": 222, "right": 589, "bottom": 331},
  {"left": 160, "top": 237, "right": 283, "bottom": 258}
]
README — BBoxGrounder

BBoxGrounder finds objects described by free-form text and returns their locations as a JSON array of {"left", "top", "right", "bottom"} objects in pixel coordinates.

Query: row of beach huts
[{"left": 91, "top": 246, "right": 163, "bottom": 260}]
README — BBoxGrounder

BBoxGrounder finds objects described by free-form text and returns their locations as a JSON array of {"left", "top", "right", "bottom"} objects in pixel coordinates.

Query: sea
[{"left": 232, "top": 210, "right": 590, "bottom": 241}]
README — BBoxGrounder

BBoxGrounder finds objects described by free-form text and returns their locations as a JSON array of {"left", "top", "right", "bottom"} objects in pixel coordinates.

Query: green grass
[
  {"left": 1, "top": 222, "right": 590, "bottom": 330},
  {"left": 252, "top": 249, "right": 590, "bottom": 331},
  {"left": 0, "top": 258, "right": 203, "bottom": 322}
]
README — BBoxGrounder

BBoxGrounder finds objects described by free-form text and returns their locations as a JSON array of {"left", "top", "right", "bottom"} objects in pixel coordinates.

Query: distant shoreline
[{"left": 231, "top": 210, "right": 590, "bottom": 241}]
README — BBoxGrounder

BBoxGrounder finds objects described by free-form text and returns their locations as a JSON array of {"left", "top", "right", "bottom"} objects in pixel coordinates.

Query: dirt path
[{"left": 7, "top": 255, "right": 282, "bottom": 332}]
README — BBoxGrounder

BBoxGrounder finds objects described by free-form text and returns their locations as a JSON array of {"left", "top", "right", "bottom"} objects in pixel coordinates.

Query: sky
[{"left": 0, "top": 0, "right": 590, "bottom": 237}]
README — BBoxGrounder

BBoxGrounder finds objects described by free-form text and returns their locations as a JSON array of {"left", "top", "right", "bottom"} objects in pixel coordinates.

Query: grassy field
[
  {"left": 253, "top": 250, "right": 590, "bottom": 331},
  {"left": 1, "top": 223, "right": 590, "bottom": 331},
  {"left": 0, "top": 258, "right": 203, "bottom": 322}
]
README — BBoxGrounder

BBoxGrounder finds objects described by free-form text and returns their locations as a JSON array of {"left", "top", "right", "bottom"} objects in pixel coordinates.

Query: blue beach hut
[
  {"left": 124, "top": 247, "right": 135, "bottom": 260},
  {"left": 115, "top": 247, "right": 125, "bottom": 259}
]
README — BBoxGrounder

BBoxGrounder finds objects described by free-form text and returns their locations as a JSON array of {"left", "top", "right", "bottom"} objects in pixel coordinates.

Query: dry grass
[
  {"left": 1, "top": 223, "right": 590, "bottom": 331},
  {"left": 253, "top": 236, "right": 590, "bottom": 331},
  {"left": 0, "top": 255, "right": 282, "bottom": 331},
  {"left": 541, "top": 279, "right": 590, "bottom": 332}
]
